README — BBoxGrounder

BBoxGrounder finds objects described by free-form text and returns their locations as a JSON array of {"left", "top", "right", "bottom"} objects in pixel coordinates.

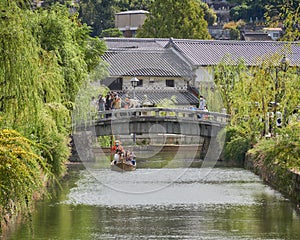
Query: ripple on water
[{"left": 63, "top": 168, "right": 284, "bottom": 207}]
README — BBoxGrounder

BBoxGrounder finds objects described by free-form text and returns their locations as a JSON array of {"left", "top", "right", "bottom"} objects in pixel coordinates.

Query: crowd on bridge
[
  {"left": 91, "top": 91, "right": 142, "bottom": 112},
  {"left": 91, "top": 91, "right": 210, "bottom": 119}
]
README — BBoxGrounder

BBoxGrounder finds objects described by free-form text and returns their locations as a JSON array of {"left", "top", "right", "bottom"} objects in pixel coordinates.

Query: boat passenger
[{"left": 125, "top": 150, "right": 136, "bottom": 165}]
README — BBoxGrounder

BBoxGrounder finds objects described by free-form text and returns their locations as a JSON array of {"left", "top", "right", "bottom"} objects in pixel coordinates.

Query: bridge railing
[{"left": 95, "top": 107, "right": 230, "bottom": 123}]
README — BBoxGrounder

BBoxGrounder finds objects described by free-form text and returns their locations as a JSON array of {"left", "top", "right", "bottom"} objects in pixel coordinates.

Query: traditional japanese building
[{"left": 101, "top": 37, "right": 300, "bottom": 107}]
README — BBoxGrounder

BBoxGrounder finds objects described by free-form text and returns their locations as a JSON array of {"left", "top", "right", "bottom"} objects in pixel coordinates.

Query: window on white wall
[
  {"left": 137, "top": 79, "right": 143, "bottom": 87},
  {"left": 166, "top": 79, "right": 174, "bottom": 87}
]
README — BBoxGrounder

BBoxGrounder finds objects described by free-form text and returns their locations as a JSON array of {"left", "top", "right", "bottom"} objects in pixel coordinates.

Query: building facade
[{"left": 101, "top": 37, "right": 300, "bottom": 107}]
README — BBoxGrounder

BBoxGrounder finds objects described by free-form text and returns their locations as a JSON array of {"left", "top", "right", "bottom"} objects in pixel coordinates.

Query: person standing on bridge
[
  {"left": 124, "top": 96, "right": 130, "bottom": 109},
  {"left": 105, "top": 94, "right": 112, "bottom": 118},
  {"left": 198, "top": 96, "right": 207, "bottom": 119},
  {"left": 199, "top": 96, "right": 206, "bottom": 110},
  {"left": 98, "top": 94, "right": 105, "bottom": 112},
  {"left": 114, "top": 94, "right": 122, "bottom": 110}
]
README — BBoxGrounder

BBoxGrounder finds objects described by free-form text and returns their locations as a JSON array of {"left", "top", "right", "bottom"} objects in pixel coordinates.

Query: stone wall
[{"left": 244, "top": 152, "right": 300, "bottom": 203}]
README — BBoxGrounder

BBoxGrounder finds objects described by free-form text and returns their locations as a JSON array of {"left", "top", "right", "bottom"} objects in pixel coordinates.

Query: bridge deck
[{"left": 75, "top": 107, "right": 230, "bottom": 137}]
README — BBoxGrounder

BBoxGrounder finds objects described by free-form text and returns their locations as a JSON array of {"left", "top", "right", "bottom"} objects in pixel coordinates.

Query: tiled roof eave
[
  {"left": 103, "top": 49, "right": 194, "bottom": 78},
  {"left": 108, "top": 73, "right": 186, "bottom": 78}
]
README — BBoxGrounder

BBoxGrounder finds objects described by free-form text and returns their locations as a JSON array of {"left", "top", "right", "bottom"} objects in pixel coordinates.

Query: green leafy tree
[
  {"left": 0, "top": 0, "right": 108, "bottom": 225},
  {"left": 0, "top": 1, "right": 45, "bottom": 133},
  {"left": 40, "top": 0, "right": 75, "bottom": 7},
  {"left": 136, "top": 0, "right": 211, "bottom": 39},
  {"left": 0, "top": 1, "right": 107, "bottom": 174},
  {"left": 115, "top": 0, "right": 153, "bottom": 11},
  {"left": 214, "top": 57, "right": 247, "bottom": 117},
  {"left": 227, "top": 0, "right": 300, "bottom": 40},
  {"left": 0, "top": 129, "right": 53, "bottom": 224},
  {"left": 37, "top": 4, "right": 107, "bottom": 102},
  {"left": 78, "top": 0, "right": 116, "bottom": 37},
  {"left": 196, "top": 0, "right": 217, "bottom": 26},
  {"left": 215, "top": 53, "right": 299, "bottom": 167},
  {"left": 100, "top": 28, "right": 124, "bottom": 37},
  {"left": 265, "top": 0, "right": 300, "bottom": 41},
  {"left": 215, "top": 52, "right": 299, "bottom": 137},
  {"left": 229, "top": 1, "right": 265, "bottom": 22}
]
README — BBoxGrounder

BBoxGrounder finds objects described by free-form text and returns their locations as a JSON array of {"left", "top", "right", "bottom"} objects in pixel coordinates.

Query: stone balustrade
[{"left": 96, "top": 107, "right": 230, "bottom": 123}]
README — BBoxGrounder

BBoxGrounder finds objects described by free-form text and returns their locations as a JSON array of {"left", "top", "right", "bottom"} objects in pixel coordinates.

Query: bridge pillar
[
  {"left": 72, "top": 131, "right": 96, "bottom": 162},
  {"left": 200, "top": 137, "right": 210, "bottom": 159},
  {"left": 200, "top": 136, "right": 222, "bottom": 167}
]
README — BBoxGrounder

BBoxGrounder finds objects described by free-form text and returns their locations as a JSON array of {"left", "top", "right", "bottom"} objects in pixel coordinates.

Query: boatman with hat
[{"left": 111, "top": 140, "right": 124, "bottom": 157}]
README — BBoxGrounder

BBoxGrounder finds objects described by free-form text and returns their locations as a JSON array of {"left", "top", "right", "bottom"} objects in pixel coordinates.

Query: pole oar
[{"left": 110, "top": 135, "right": 114, "bottom": 162}]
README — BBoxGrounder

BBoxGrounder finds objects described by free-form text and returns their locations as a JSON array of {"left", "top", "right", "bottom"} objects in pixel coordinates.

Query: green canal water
[{"left": 5, "top": 163, "right": 300, "bottom": 239}]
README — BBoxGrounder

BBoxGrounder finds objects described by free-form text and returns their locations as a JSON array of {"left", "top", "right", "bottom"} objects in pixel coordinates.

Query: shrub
[
  {"left": 0, "top": 129, "right": 52, "bottom": 224},
  {"left": 222, "top": 126, "right": 251, "bottom": 163}
]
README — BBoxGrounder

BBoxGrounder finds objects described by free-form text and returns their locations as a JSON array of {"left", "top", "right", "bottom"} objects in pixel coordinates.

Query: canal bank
[{"left": 244, "top": 151, "right": 300, "bottom": 204}]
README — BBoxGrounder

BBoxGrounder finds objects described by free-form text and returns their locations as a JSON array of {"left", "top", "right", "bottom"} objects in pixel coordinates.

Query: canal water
[{"left": 6, "top": 165, "right": 300, "bottom": 239}]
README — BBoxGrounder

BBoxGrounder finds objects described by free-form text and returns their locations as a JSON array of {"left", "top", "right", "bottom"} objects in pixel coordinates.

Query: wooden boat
[{"left": 111, "top": 154, "right": 136, "bottom": 172}]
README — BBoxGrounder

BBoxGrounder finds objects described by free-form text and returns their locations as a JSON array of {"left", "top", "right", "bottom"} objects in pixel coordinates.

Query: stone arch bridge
[
  {"left": 75, "top": 107, "right": 229, "bottom": 138},
  {"left": 72, "top": 108, "right": 230, "bottom": 162}
]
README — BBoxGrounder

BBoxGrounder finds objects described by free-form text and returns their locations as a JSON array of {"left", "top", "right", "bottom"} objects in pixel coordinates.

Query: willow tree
[
  {"left": 0, "top": 1, "right": 44, "bottom": 134},
  {"left": 32, "top": 4, "right": 107, "bottom": 174},
  {"left": 0, "top": 1, "right": 109, "bottom": 227},
  {"left": 214, "top": 53, "right": 299, "bottom": 163},
  {"left": 214, "top": 57, "right": 247, "bottom": 117},
  {"left": 0, "top": 1, "right": 107, "bottom": 175},
  {"left": 136, "top": 0, "right": 211, "bottom": 39},
  {"left": 214, "top": 53, "right": 300, "bottom": 138}
]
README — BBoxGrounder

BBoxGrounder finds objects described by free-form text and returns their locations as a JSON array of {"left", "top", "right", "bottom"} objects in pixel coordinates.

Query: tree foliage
[
  {"left": 0, "top": 1, "right": 108, "bottom": 221},
  {"left": 265, "top": 0, "right": 300, "bottom": 41},
  {"left": 228, "top": 0, "right": 300, "bottom": 41},
  {"left": 115, "top": 0, "right": 154, "bottom": 11},
  {"left": 136, "top": 0, "right": 211, "bottom": 39},
  {"left": 229, "top": 0, "right": 265, "bottom": 22},
  {"left": 248, "top": 118, "right": 300, "bottom": 173},
  {"left": 100, "top": 28, "right": 124, "bottom": 38},
  {"left": 78, "top": 0, "right": 116, "bottom": 37},
  {"left": 214, "top": 52, "right": 300, "bottom": 167},
  {"left": 0, "top": 129, "right": 52, "bottom": 223},
  {"left": 196, "top": 0, "right": 217, "bottom": 26}
]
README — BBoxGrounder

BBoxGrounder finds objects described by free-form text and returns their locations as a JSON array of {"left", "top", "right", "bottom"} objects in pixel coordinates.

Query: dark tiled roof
[
  {"left": 103, "top": 38, "right": 300, "bottom": 67},
  {"left": 102, "top": 49, "right": 193, "bottom": 78},
  {"left": 169, "top": 39, "right": 300, "bottom": 66},
  {"left": 103, "top": 37, "right": 168, "bottom": 50},
  {"left": 116, "top": 90, "right": 199, "bottom": 106},
  {"left": 241, "top": 31, "right": 272, "bottom": 41}
]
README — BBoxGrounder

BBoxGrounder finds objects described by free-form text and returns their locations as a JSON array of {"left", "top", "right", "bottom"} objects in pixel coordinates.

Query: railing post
[
  {"left": 193, "top": 112, "right": 198, "bottom": 121},
  {"left": 221, "top": 108, "right": 227, "bottom": 122},
  {"left": 155, "top": 109, "right": 160, "bottom": 117}
]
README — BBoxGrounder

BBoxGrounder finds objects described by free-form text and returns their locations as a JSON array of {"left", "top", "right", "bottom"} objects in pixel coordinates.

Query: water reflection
[{"left": 6, "top": 167, "right": 300, "bottom": 240}]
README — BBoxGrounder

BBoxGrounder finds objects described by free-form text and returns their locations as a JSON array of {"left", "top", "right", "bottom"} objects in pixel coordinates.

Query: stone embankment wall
[{"left": 244, "top": 153, "right": 300, "bottom": 204}]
